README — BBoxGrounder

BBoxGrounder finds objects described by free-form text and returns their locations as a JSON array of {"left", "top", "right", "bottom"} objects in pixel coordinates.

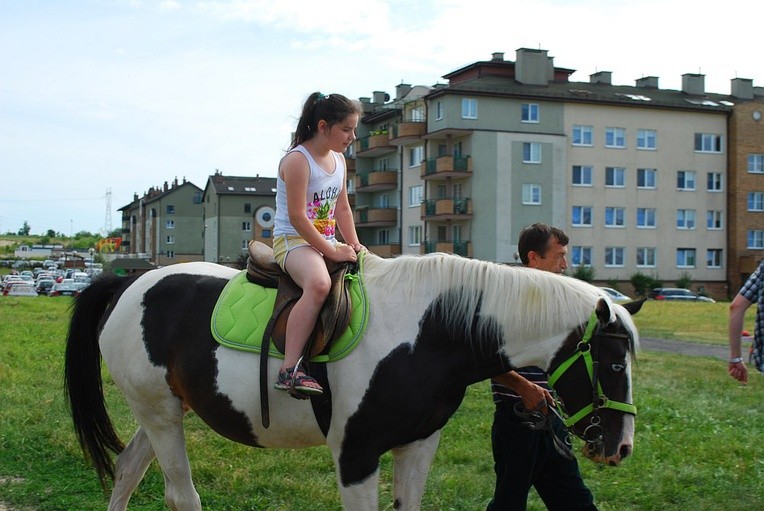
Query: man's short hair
[{"left": 517, "top": 223, "right": 569, "bottom": 265}]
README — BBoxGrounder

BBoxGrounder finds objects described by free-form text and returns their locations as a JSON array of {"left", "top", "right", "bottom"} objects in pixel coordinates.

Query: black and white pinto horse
[{"left": 64, "top": 252, "right": 641, "bottom": 510}]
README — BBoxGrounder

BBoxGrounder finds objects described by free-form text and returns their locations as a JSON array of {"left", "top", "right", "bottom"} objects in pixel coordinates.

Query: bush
[
  {"left": 571, "top": 264, "right": 595, "bottom": 282},
  {"left": 631, "top": 272, "right": 662, "bottom": 296},
  {"left": 676, "top": 272, "right": 692, "bottom": 289}
]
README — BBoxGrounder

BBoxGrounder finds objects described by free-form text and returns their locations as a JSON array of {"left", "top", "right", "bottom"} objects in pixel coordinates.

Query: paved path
[{"left": 640, "top": 337, "right": 728, "bottom": 360}]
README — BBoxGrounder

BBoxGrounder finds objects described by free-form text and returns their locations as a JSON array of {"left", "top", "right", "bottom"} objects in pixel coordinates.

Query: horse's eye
[{"left": 611, "top": 362, "right": 625, "bottom": 372}]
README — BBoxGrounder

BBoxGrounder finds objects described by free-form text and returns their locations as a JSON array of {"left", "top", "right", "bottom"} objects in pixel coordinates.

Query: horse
[{"left": 64, "top": 252, "right": 641, "bottom": 511}]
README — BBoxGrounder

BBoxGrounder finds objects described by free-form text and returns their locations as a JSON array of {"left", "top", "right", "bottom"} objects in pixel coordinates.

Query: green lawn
[{"left": 0, "top": 296, "right": 762, "bottom": 510}]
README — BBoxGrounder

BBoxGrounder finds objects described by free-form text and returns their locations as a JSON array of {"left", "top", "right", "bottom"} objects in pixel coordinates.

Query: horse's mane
[{"left": 363, "top": 252, "right": 605, "bottom": 342}]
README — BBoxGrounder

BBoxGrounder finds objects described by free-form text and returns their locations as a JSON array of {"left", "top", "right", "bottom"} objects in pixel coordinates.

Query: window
[
  {"left": 571, "top": 246, "right": 592, "bottom": 266},
  {"left": 748, "top": 230, "right": 764, "bottom": 249},
  {"left": 244, "top": 203, "right": 252, "bottom": 214},
  {"left": 748, "top": 192, "right": 764, "bottom": 211},
  {"left": 408, "top": 225, "right": 421, "bottom": 246},
  {"left": 378, "top": 193, "right": 390, "bottom": 208},
  {"left": 637, "top": 129, "right": 657, "bottom": 150},
  {"left": 677, "top": 170, "right": 696, "bottom": 190},
  {"left": 605, "top": 167, "right": 625, "bottom": 187},
  {"left": 409, "top": 185, "right": 423, "bottom": 207},
  {"left": 523, "top": 142, "right": 541, "bottom": 163},
  {"left": 435, "top": 101, "right": 443, "bottom": 121},
  {"left": 521, "top": 103, "right": 539, "bottom": 122},
  {"left": 605, "top": 247, "right": 625, "bottom": 267},
  {"left": 605, "top": 127, "right": 626, "bottom": 148},
  {"left": 410, "top": 106, "right": 425, "bottom": 122},
  {"left": 676, "top": 248, "right": 696, "bottom": 268},
  {"left": 749, "top": 154, "right": 764, "bottom": 173},
  {"left": 166, "top": 220, "right": 175, "bottom": 229},
  {"left": 166, "top": 235, "right": 175, "bottom": 244},
  {"left": 636, "top": 247, "right": 656, "bottom": 267},
  {"left": 242, "top": 221, "right": 251, "bottom": 231},
  {"left": 637, "top": 168, "right": 657, "bottom": 188},
  {"left": 636, "top": 208, "right": 656, "bottom": 228},
  {"left": 409, "top": 146, "right": 424, "bottom": 167},
  {"left": 461, "top": 98, "right": 477, "bottom": 119},
  {"left": 572, "top": 125, "right": 593, "bottom": 146},
  {"left": 694, "top": 133, "right": 722, "bottom": 153},
  {"left": 707, "top": 172, "right": 723, "bottom": 192},
  {"left": 605, "top": 207, "right": 625, "bottom": 227},
  {"left": 572, "top": 165, "right": 593, "bottom": 186},
  {"left": 166, "top": 205, "right": 175, "bottom": 215},
  {"left": 707, "top": 210, "right": 723, "bottom": 229},
  {"left": 377, "top": 229, "right": 390, "bottom": 245},
  {"left": 241, "top": 240, "right": 248, "bottom": 250},
  {"left": 677, "top": 209, "right": 696, "bottom": 229},
  {"left": 522, "top": 184, "right": 541, "bottom": 205},
  {"left": 572, "top": 206, "right": 593, "bottom": 226},
  {"left": 165, "top": 250, "right": 175, "bottom": 258},
  {"left": 707, "top": 249, "right": 723, "bottom": 268}
]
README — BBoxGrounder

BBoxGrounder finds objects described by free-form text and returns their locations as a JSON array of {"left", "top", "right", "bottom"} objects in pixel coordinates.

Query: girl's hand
[
  {"left": 326, "top": 243, "right": 357, "bottom": 263},
  {"left": 350, "top": 243, "right": 366, "bottom": 253}
]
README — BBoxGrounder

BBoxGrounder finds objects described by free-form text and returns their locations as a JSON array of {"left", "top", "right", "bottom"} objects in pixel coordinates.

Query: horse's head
[{"left": 546, "top": 297, "right": 643, "bottom": 466}]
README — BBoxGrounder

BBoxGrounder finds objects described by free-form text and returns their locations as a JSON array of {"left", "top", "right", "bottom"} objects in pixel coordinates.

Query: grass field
[{"left": 0, "top": 297, "right": 762, "bottom": 510}]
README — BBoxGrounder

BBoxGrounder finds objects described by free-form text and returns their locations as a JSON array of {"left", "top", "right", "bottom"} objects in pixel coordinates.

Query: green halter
[{"left": 547, "top": 312, "right": 637, "bottom": 428}]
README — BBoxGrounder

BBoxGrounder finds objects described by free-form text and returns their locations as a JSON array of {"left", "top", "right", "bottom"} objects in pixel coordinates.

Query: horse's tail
[{"left": 64, "top": 273, "right": 135, "bottom": 489}]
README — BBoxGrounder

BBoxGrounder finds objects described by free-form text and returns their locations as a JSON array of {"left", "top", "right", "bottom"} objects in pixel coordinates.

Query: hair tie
[{"left": 317, "top": 93, "right": 326, "bottom": 100}]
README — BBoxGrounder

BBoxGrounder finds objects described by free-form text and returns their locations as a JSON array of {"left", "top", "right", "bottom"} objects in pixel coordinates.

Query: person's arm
[
  {"left": 728, "top": 293, "right": 752, "bottom": 384},
  {"left": 493, "top": 371, "right": 555, "bottom": 413}
]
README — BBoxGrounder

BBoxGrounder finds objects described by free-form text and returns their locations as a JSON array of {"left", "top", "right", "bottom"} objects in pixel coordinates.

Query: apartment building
[
  {"left": 118, "top": 177, "right": 204, "bottom": 266},
  {"left": 202, "top": 172, "right": 277, "bottom": 264},
  {"left": 352, "top": 48, "right": 764, "bottom": 298}
]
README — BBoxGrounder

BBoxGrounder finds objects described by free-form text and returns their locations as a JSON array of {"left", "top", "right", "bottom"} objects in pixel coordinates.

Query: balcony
[
  {"left": 421, "top": 155, "right": 472, "bottom": 180},
  {"left": 423, "top": 241, "right": 472, "bottom": 258},
  {"left": 354, "top": 207, "right": 397, "bottom": 227},
  {"left": 355, "top": 131, "right": 396, "bottom": 157},
  {"left": 421, "top": 197, "right": 472, "bottom": 220},
  {"left": 390, "top": 121, "right": 426, "bottom": 146},
  {"left": 367, "top": 244, "right": 401, "bottom": 258},
  {"left": 355, "top": 169, "right": 398, "bottom": 193}
]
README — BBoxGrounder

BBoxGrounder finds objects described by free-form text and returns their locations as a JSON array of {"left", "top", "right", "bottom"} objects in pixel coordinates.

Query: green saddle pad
[{"left": 210, "top": 254, "right": 369, "bottom": 362}]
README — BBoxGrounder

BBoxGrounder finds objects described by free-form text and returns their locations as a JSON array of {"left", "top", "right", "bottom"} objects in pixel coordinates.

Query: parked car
[
  {"left": 648, "top": 287, "right": 715, "bottom": 303},
  {"left": 3, "top": 282, "right": 38, "bottom": 297},
  {"left": 35, "top": 278, "right": 57, "bottom": 295},
  {"left": 599, "top": 287, "right": 633, "bottom": 302},
  {"left": 48, "top": 282, "right": 82, "bottom": 297}
]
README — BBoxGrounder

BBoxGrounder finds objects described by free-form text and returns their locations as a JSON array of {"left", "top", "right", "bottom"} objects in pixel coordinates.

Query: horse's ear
[
  {"left": 621, "top": 298, "right": 646, "bottom": 316},
  {"left": 594, "top": 297, "right": 614, "bottom": 324}
]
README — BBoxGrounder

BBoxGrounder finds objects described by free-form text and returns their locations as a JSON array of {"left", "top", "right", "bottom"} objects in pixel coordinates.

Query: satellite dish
[{"left": 255, "top": 206, "right": 275, "bottom": 228}]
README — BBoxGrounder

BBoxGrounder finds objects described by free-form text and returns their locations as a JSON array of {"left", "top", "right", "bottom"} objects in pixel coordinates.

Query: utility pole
[{"left": 104, "top": 187, "right": 112, "bottom": 234}]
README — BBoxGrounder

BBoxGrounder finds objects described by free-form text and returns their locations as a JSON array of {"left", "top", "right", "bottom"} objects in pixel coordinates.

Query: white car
[{"left": 599, "top": 287, "right": 633, "bottom": 302}]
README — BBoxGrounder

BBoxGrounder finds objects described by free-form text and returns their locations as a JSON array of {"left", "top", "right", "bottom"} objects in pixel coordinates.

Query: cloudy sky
[{"left": 1, "top": 0, "right": 762, "bottom": 236}]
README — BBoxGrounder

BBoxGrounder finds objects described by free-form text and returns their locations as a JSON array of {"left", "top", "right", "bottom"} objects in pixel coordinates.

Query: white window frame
[
  {"left": 748, "top": 192, "right": 764, "bottom": 211},
  {"left": 604, "top": 247, "right": 625, "bottom": 267},
  {"left": 409, "top": 146, "right": 424, "bottom": 168},
  {"left": 523, "top": 142, "right": 542, "bottom": 163},
  {"left": 572, "top": 165, "right": 593, "bottom": 186},
  {"left": 677, "top": 209, "right": 696, "bottom": 230},
  {"left": 677, "top": 170, "right": 696, "bottom": 191},
  {"left": 605, "top": 127, "right": 626, "bottom": 148},
  {"left": 522, "top": 184, "right": 542, "bottom": 205},
  {"left": 571, "top": 246, "right": 592, "bottom": 267},
  {"left": 707, "top": 172, "right": 723, "bottom": 192},
  {"left": 572, "top": 206, "right": 593, "bottom": 227},
  {"left": 676, "top": 248, "right": 696, "bottom": 268},
  {"left": 572, "top": 125, "right": 593, "bottom": 146},
  {"left": 166, "top": 235, "right": 175, "bottom": 244},
  {"left": 166, "top": 220, "right": 175, "bottom": 229},
  {"left": 461, "top": 98, "right": 477, "bottom": 119},
  {"left": 408, "top": 225, "right": 421, "bottom": 246},
  {"left": 435, "top": 101, "right": 443, "bottom": 121},
  {"left": 521, "top": 103, "right": 539, "bottom": 123},
  {"left": 636, "top": 208, "right": 656, "bottom": 228},
  {"left": 707, "top": 210, "right": 723, "bottom": 230},
  {"left": 242, "top": 221, "right": 251, "bottom": 232},
  {"left": 749, "top": 154, "right": 764, "bottom": 173},
  {"left": 408, "top": 185, "right": 423, "bottom": 207},
  {"left": 605, "top": 207, "right": 625, "bottom": 227},
  {"left": 377, "top": 229, "right": 390, "bottom": 245},
  {"left": 636, "top": 247, "right": 657, "bottom": 268},
  {"left": 637, "top": 129, "right": 657, "bottom": 150},
  {"left": 605, "top": 167, "right": 626, "bottom": 187},
  {"left": 165, "top": 250, "right": 175, "bottom": 258},
  {"left": 748, "top": 230, "right": 764, "bottom": 249},
  {"left": 706, "top": 249, "right": 723, "bottom": 269},
  {"left": 637, "top": 168, "right": 657, "bottom": 189},
  {"left": 694, "top": 133, "right": 722, "bottom": 153}
]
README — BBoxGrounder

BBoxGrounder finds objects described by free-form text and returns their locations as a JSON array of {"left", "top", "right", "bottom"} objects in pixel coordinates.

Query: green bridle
[{"left": 547, "top": 312, "right": 637, "bottom": 429}]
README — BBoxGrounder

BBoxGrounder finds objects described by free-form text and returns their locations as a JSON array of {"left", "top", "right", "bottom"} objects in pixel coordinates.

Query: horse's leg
[
  {"left": 335, "top": 466, "right": 381, "bottom": 511},
  {"left": 108, "top": 426, "right": 156, "bottom": 511},
  {"left": 391, "top": 430, "right": 442, "bottom": 511}
]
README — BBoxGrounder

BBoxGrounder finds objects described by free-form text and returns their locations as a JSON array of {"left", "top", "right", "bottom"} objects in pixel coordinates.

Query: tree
[
  {"left": 46, "top": 229, "right": 56, "bottom": 237},
  {"left": 17, "top": 221, "right": 31, "bottom": 236}
]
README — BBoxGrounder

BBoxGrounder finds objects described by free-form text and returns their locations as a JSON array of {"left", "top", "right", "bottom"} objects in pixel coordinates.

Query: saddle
[{"left": 246, "top": 240, "right": 355, "bottom": 427}]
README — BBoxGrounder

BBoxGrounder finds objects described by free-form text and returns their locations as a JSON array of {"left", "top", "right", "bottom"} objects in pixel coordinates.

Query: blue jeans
[{"left": 486, "top": 403, "right": 597, "bottom": 511}]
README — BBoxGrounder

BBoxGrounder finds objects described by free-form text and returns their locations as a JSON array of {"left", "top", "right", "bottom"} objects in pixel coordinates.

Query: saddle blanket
[{"left": 210, "top": 265, "right": 369, "bottom": 362}]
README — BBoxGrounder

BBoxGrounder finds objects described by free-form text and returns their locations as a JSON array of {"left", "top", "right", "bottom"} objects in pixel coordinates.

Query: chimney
[
  {"left": 372, "top": 91, "right": 390, "bottom": 104},
  {"left": 491, "top": 52, "right": 505, "bottom": 61},
  {"left": 636, "top": 76, "right": 659, "bottom": 89},
  {"left": 163, "top": 181, "right": 169, "bottom": 192},
  {"left": 731, "top": 77, "right": 754, "bottom": 100},
  {"left": 515, "top": 48, "right": 552, "bottom": 86},
  {"left": 682, "top": 73, "right": 705, "bottom": 95},
  {"left": 396, "top": 83, "right": 412, "bottom": 100},
  {"left": 590, "top": 71, "right": 612, "bottom": 85}
]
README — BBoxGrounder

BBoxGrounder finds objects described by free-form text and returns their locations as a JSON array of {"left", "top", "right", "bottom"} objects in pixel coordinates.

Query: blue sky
[{"left": 1, "top": 0, "right": 761, "bottom": 236}]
